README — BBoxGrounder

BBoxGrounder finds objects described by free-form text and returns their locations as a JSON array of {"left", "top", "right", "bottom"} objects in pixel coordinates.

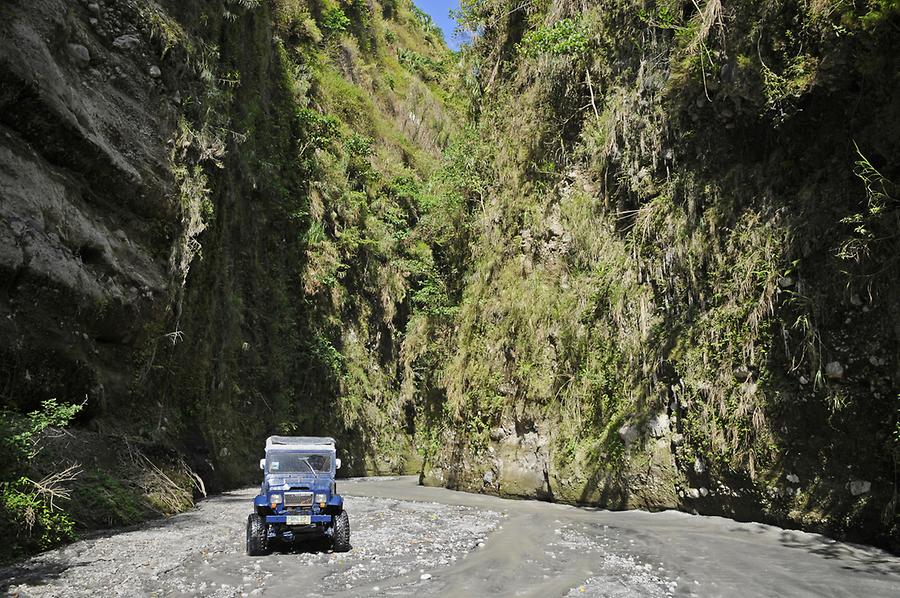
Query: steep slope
[
  {"left": 414, "top": 0, "right": 900, "bottom": 550},
  {"left": 0, "top": 0, "right": 454, "bottom": 560}
]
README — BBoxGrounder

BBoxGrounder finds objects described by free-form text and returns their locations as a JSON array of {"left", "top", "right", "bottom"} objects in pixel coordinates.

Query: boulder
[
  {"left": 825, "top": 361, "right": 844, "bottom": 380},
  {"left": 618, "top": 423, "right": 640, "bottom": 446},
  {"left": 67, "top": 43, "right": 90, "bottom": 64},
  {"left": 693, "top": 456, "right": 706, "bottom": 474},
  {"left": 849, "top": 479, "right": 871, "bottom": 496},
  {"left": 113, "top": 34, "right": 141, "bottom": 51},
  {"left": 646, "top": 413, "right": 670, "bottom": 438}
]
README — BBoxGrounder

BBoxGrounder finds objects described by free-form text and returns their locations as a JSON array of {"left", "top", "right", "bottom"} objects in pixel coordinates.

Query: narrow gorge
[{"left": 1, "top": 0, "right": 897, "bottom": 563}]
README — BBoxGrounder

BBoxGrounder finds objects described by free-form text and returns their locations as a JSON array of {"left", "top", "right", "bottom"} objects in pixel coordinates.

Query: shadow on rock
[
  {"left": 0, "top": 561, "right": 70, "bottom": 592},
  {"left": 270, "top": 537, "right": 347, "bottom": 556},
  {"left": 776, "top": 530, "right": 900, "bottom": 577}
]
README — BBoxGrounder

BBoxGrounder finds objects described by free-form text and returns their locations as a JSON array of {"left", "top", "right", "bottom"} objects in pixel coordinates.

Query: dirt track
[{"left": 2, "top": 476, "right": 898, "bottom": 597}]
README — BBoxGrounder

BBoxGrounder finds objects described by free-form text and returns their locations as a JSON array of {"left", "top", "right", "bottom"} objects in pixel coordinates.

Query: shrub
[
  {"left": 321, "top": 5, "right": 351, "bottom": 34},
  {"left": 0, "top": 399, "right": 83, "bottom": 562},
  {"left": 519, "top": 18, "right": 591, "bottom": 58}
]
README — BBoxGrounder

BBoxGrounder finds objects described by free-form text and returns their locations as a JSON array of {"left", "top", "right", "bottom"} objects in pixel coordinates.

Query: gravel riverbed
[
  {"left": 2, "top": 477, "right": 899, "bottom": 597},
  {"left": 1, "top": 488, "right": 499, "bottom": 597}
]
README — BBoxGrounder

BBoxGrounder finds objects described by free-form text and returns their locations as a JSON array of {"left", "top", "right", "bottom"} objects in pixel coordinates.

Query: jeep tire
[
  {"left": 246, "top": 513, "right": 269, "bottom": 556},
  {"left": 332, "top": 511, "right": 351, "bottom": 552}
]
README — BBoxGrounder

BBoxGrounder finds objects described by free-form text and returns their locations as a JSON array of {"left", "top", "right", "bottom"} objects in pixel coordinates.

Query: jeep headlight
[
  {"left": 270, "top": 494, "right": 282, "bottom": 505},
  {"left": 315, "top": 493, "right": 327, "bottom": 506}
]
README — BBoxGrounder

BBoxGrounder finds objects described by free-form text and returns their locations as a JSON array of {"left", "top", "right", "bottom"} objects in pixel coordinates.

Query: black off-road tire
[
  {"left": 332, "top": 511, "right": 351, "bottom": 552},
  {"left": 246, "top": 513, "right": 269, "bottom": 556}
]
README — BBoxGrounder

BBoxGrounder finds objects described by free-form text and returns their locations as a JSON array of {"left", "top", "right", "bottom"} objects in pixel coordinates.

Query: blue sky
[{"left": 412, "top": 0, "right": 466, "bottom": 50}]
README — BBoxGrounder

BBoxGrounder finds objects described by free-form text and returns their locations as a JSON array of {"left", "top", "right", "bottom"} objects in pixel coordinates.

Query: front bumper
[{"left": 265, "top": 514, "right": 331, "bottom": 524}]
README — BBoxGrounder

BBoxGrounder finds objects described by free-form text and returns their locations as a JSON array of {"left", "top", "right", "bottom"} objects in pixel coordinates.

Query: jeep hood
[{"left": 265, "top": 473, "right": 330, "bottom": 490}]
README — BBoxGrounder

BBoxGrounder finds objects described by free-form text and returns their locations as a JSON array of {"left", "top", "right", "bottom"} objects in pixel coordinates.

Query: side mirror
[
  {"left": 259, "top": 458, "right": 266, "bottom": 471},
  {"left": 335, "top": 458, "right": 341, "bottom": 470}
]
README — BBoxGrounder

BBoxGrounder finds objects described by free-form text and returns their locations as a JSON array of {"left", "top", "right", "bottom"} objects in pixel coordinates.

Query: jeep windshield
[{"left": 266, "top": 451, "right": 332, "bottom": 474}]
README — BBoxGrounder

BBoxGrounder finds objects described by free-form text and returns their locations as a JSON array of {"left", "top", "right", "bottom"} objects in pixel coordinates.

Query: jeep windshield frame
[{"left": 265, "top": 450, "right": 334, "bottom": 475}]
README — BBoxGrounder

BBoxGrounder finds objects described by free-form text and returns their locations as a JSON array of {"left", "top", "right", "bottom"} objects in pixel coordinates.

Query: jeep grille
[{"left": 284, "top": 491, "right": 313, "bottom": 507}]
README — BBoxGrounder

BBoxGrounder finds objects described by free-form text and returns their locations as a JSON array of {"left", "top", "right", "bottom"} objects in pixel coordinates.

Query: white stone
[
  {"left": 693, "top": 456, "right": 706, "bottom": 474},
  {"left": 420, "top": 573, "right": 432, "bottom": 581},
  {"left": 149, "top": 65, "right": 162, "bottom": 78},
  {"left": 618, "top": 423, "right": 640, "bottom": 446},
  {"left": 686, "top": 488, "right": 701, "bottom": 499},
  {"left": 786, "top": 473, "right": 800, "bottom": 484},
  {"left": 647, "top": 413, "right": 670, "bottom": 438},
  {"left": 113, "top": 34, "right": 141, "bottom": 50},
  {"left": 825, "top": 361, "right": 844, "bottom": 380},
  {"left": 849, "top": 479, "right": 871, "bottom": 496},
  {"left": 68, "top": 43, "right": 91, "bottom": 64}
]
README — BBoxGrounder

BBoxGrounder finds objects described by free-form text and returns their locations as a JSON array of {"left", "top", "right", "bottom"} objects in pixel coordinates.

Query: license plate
[{"left": 286, "top": 515, "right": 311, "bottom": 525}]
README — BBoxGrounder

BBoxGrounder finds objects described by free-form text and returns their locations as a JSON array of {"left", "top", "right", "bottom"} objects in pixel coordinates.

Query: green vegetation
[
  {"left": 405, "top": 0, "right": 899, "bottom": 549},
  {"left": 519, "top": 18, "right": 591, "bottom": 57},
  {"left": 0, "top": 400, "right": 82, "bottom": 560}
]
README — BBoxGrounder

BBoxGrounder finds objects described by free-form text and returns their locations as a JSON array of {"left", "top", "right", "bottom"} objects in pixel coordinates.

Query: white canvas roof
[{"left": 265, "top": 435, "right": 336, "bottom": 452}]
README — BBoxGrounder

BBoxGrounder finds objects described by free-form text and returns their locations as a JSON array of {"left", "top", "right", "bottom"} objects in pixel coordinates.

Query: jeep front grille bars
[{"left": 284, "top": 491, "right": 314, "bottom": 507}]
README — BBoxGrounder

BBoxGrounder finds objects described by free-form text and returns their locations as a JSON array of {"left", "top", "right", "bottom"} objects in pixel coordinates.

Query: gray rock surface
[
  {"left": 67, "top": 43, "right": 91, "bottom": 64},
  {"left": 112, "top": 34, "right": 140, "bottom": 50},
  {"left": 850, "top": 479, "right": 871, "bottom": 496},
  {"left": 619, "top": 423, "right": 640, "bottom": 446},
  {"left": 825, "top": 361, "right": 845, "bottom": 380},
  {"left": 0, "top": 0, "right": 177, "bottom": 410},
  {"left": 646, "top": 413, "right": 670, "bottom": 438}
]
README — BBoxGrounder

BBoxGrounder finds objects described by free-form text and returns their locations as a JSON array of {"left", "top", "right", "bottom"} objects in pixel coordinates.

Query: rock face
[
  {"left": 416, "top": 1, "right": 900, "bottom": 552},
  {"left": 1, "top": 0, "right": 455, "bottom": 507},
  {"left": 1, "top": 0, "right": 176, "bottom": 416}
]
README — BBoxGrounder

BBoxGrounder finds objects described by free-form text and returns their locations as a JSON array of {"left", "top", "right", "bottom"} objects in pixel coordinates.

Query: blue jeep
[{"left": 246, "top": 435, "right": 350, "bottom": 555}]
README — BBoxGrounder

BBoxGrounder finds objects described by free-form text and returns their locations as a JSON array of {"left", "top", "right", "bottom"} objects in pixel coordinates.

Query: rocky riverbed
[{"left": 2, "top": 477, "right": 899, "bottom": 597}]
